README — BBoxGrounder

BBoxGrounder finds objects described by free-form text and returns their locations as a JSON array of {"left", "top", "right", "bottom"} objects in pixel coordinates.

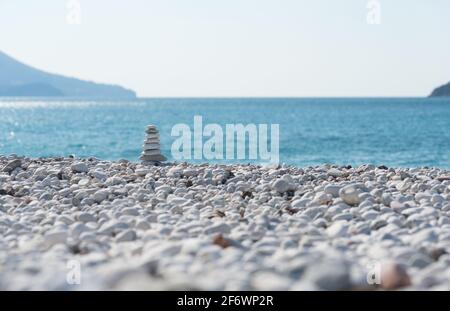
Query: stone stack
[{"left": 140, "top": 125, "right": 167, "bottom": 164}]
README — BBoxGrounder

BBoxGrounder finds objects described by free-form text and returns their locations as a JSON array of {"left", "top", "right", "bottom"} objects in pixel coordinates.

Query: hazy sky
[{"left": 1, "top": 0, "right": 449, "bottom": 97}]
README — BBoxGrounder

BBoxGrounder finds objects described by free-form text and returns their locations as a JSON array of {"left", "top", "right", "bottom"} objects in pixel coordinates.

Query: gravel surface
[{"left": 1, "top": 155, "right": 450, "bottom": 290}]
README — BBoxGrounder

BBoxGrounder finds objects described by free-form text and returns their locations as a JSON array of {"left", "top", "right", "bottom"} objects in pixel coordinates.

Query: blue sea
[{"left": 1, "top": 97, "right": 450, "bottom": 169}]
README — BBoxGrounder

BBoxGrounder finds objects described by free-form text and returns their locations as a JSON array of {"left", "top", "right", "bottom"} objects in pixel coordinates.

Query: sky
[{"left": 0, "top": 0, "right": 449, "bottom": 97}]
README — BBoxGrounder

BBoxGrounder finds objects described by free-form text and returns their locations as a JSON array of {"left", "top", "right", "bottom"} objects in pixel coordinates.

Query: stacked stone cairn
[{"left": 140, "top": 125, "right": 167, "bottom": 164}]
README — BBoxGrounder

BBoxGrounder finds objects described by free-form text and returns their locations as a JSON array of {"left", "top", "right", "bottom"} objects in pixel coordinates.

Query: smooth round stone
[
  {"left": 116, "top": 229, "right": 137, "bottom": 242},
  {"left": 44, "top": 231, "right": 68, "bottom": 247},
  {"left": 370, "top": 219, "right": 388, "bottom": 230},
  {"left": 135, "top": 168, "right": 150, "bottom": 176},
  {"left": 78, "top": 178, "right": 90, "bottom": 186},
  {"left": 380, "top": 262, "right": 411, "bottom": 289},
  {"left": 326, "top": 221, "right": 349, "bottom": 238},
  {"left": 122, "top": 208, "right": 140, "bottom": 216},
  {"left": 272, "top": 179, "right": 294, "bottom": 193},
  {"left": 92, "top": 190, "right": 109, "bottom": 203},
  {"left": 71, "top": 162, "right": 88, "bottom": 173},
  {"left": 70, "top": 222, "right": 90, "bottom": 238},
  {"left": 327, "top": 168, "right": 343, "bottom": 178},
  {"left": 362, "top": 210, "right": 380, "bottom": 220},
  {"left": 332, "top": 213, "right": 353, "bottom": 221},
  {"left": 135, "top": 220, "right": 151, "bottom": 230},
  {"left": 76, "top": 212, "right": 96, "bottom": 223},
  {"left": 79, "top": 232, "right": 97, "bottom": 241},
  {"left": 312, "top": 192, "right": 332, "bottom": 205},
  {"left": 324, "top": 185, "right": 341, "bottom": 197},
  {"left": 339, "top": 184, "right": 363, "bottom": 206},
  {"left": 91, "top": 170, "right": 107, "bottom": 181},
  {"left": 303, "top": 259, "right": 351, "bottom": 290}
]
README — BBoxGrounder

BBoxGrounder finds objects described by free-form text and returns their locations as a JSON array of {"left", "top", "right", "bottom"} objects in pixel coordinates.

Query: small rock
[
  {"left": 78, "top": 178, "right": 90, "bottom": 186},
  {"left": 76, "top": 212, "right": 96, "bottom": 223},
  {"left": 326, "top": 221, "right": 349, "bottom": 238},
  {"left": 212, "top": 234, "right": 231, "bottom": 249},
  {"left": 303, "top": 259, "right": 351, "bottom": 290},
  {"left": 44, "top": 231, "right": 68, "bottom": 247},
  {"left": 136, "top": 220, "right": 151, "bottom": 230},
  {"left": 2, "top": 159, "right": 22, "bottom": 173},
  {"left": 272, "top": 179, "right": 294, "bottom": 193},
  {"left": 324, "top": 185, "right": 341, "bottom": 197},
  {"left": 71, "top": 162, "right": 89, "bottom": 173},
  {"left": 93, "top": 190, "right": 109, "bottom": 203},
  {"left": 339, "top": 184, "right": 363, "bottom": 206},
  {"left": 328, "top": 168, "right": 343, "bottom": 178},
  {"left": 116, "top": 229, "right": 137, "bottom": 242},
  {"left": 91, "top": 170, "right": 107, "bottom": 181}
]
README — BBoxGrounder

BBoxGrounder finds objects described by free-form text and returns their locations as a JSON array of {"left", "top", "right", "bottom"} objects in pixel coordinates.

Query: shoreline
[{"left": 1, "top": 155, "right": 450, "bottom": 290}]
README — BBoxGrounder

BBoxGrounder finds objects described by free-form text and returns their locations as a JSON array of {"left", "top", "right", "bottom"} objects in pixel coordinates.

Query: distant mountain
[
  {"left": 430, "top": 81, "right": 450, "bottom": 97},
  {"left": 0, "top": 51, "right": 136, "bottom": 98}
]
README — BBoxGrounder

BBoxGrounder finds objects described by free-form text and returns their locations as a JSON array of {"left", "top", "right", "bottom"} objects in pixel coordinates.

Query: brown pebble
[
  {"left": 429, "top": 248, "right": 447, "bottom": 261},
  {"left": 436, "top": 176, "right": 450, "bottom": 181},
  {"left": 213, "top": 234, "right": 231, "bottom": 249},
  {"left": 381, "top": 262, "right": 411, "bottom": 290}
]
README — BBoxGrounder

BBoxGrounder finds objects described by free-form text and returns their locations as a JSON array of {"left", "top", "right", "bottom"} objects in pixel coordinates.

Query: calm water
[{"left": 1, "top": 98, "right": 450, "bottom": 168}]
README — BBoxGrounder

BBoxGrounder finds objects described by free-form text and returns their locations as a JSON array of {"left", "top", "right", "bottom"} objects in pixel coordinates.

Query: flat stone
[
  {"left": 140, "top": 154, "right": 167, "bottom": 162},
  {"left": 71, "top": 162, "right": 89, "bottom": 173},
  {"left": 142, "top": 150, "right": 162, "bottom": 156},
  {"left": 328, "top": 168, "right": 343, "bottom": 178},
  {"left": 143, "top": 143, "right": 160, "bottom": 150},
  {"left": 135, "top": 168, "right": 150, "bottom": 176},
  {"left": 145, "top": 133, "right": 159, "bottom": 139},
  {"left": 144, "top": 138, "right": 160, "bottom": 144}
]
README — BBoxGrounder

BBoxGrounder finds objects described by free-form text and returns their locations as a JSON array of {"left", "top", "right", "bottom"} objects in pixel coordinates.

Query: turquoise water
[{"left": 1, "top": 97, "right": 450, "bottom": 168}]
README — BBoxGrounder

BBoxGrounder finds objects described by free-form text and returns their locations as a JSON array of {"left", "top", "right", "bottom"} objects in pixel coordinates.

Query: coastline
[{"left": 1, "top": 155, "right": 450, "bottom": 290}]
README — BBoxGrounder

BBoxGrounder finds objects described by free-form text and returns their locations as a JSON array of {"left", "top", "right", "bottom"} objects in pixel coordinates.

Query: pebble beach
[{"left": 1, "top": 155, "right": 450, "bottom": 290}]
